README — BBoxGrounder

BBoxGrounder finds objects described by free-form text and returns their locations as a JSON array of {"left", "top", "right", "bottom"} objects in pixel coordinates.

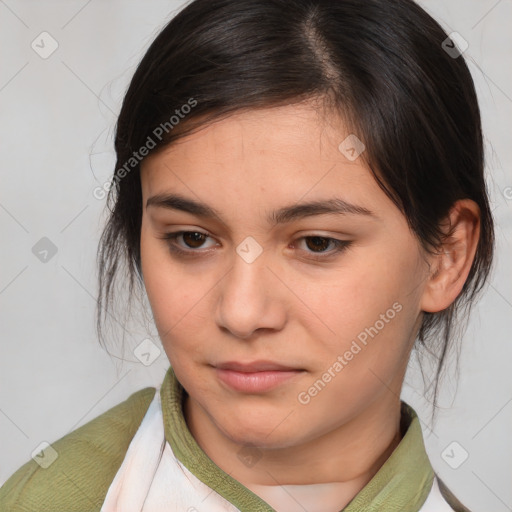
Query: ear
[{"left": 420, "top": 199, "right": 481, "bottom": 313}]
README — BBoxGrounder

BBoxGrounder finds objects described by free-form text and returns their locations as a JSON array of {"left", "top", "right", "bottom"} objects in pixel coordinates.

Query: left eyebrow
[
  {"left": 146, "top": 193, "right": 377, "bottom": 226},
  {"left": 268, "top": 198, "right": 377, "bottom": 226}
]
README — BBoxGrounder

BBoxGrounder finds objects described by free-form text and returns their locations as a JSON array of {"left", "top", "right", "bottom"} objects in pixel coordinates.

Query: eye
[
  {"left": 159, "top": 230, "right": 217, "bottom": 256},
  {"left": 293, "top": 236, "right": 352, "bottom": 260}
]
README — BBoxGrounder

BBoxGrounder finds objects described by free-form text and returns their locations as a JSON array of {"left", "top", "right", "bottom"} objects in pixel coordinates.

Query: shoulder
[{"left": 0, "top": 386, "right": 156, "bottom": 512}]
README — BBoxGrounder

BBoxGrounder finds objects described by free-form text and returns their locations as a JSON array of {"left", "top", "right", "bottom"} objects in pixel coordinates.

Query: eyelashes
[
  {"left": 158, "top": 230, "right": 352, "bottom": 261},
  {"left": 158, "top": 231, "right": 217, "bottom": 257}
]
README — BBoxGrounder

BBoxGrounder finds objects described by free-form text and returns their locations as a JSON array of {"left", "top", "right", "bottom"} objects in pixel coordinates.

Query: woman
[{"left": 0, "top": 0, "right": 494, "bottom": 510}]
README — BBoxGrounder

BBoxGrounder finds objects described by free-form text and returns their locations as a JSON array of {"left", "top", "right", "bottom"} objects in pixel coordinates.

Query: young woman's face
[{"left": 140, "top": 102, "right": 430, "bottom": 449}]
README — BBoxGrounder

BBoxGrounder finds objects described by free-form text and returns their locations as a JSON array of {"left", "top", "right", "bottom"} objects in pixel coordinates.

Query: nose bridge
[
  {"left": 223, "top": 242, "right": 269, "bottom": 311},
  {"left": 215, "top": 241, "right": 284, "bottom": 338}
]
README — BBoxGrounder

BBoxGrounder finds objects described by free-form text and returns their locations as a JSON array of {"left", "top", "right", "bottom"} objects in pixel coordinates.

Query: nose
[{"left": 215, "top": 248, "right": 287, "bottom": 340}]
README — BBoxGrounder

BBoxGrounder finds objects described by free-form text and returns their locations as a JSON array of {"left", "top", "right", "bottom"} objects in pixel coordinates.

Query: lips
[
  {"left": 215, "top": 360, "right": 301, "bottom": 372},
  {"left": 214, "top": 360, "right": 305, "bottom": 393}
]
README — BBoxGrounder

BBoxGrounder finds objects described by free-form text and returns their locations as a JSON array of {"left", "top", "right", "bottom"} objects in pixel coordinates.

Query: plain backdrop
[{"left": 0, "top": 1, "right": 511, "bottom": 511}]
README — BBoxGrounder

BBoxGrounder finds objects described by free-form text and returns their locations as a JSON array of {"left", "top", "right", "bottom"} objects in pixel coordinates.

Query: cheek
[
  {"left": 140, "top": 227, "right": 205, "bottom": 344},
  {"left": 315, "top": 250, "right": 417, "bottom": 332},
  {"left": 140, "top": 224, "right": 236, "bottom": 379},
  {"left": 308, "top": 243, "right": 423, "bottom": 371}
]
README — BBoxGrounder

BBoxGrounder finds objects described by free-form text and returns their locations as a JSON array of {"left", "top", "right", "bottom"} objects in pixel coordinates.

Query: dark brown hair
[{"left": 96, "top": 0, "right": 495, "bottom": 419}]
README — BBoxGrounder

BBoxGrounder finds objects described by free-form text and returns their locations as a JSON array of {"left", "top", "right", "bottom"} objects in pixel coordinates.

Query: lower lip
[{"left": 216, "top": 369, "right": 303, "bottom": 393}]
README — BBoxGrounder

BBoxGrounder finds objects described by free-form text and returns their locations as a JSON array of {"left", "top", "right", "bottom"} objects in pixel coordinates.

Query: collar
[{"left": 160, "top": 366, "right": 434, "bottom": 512}]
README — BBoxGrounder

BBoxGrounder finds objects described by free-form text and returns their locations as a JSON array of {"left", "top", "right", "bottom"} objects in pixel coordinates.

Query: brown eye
[
  {"left": 159, "top": 230, "right": 217, "bottom": 256},
  {"left": 181, "top": 231, "right": 208, "bottom": 249},
  {"left": 295, "top": 236, "right": 352, "bottom": 261},
  {"left": 304, "top": 236, "right": 331, "bottom": 252}
]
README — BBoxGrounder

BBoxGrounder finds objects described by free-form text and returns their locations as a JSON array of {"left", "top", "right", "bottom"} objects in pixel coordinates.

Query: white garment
[
  {"left": 101, "top": 388, "right": 238, "bottom": 512},
  {"left": 101, "top": 389, "right": 454, "bottom": 512}
]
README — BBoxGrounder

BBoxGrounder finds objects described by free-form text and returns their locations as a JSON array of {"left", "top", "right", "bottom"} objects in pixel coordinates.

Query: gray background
[{"left": 0, "top": 1, "right": 511, "bottom": 511}]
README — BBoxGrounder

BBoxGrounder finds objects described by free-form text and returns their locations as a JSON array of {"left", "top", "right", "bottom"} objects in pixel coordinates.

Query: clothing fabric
[
  {"left": 101, "top": 383, "right": 452, "bottom": 512},
  {"left": 0, "top": 366, "right": 472, "bottom": 511}
]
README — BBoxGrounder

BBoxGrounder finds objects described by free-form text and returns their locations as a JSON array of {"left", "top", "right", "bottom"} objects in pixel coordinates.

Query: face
[{"left": 140, "top": 101, "right": 429, "bottom": 450}]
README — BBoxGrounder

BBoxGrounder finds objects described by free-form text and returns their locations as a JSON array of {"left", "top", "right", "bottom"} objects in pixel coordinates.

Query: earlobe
[{"left": 420, "top": 199, "right": 481, "bottom": 313}]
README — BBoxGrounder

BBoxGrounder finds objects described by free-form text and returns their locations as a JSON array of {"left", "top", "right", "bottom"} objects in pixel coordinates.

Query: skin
[{"left": 139, "top": 101, "right": 480, "bottom": 510}]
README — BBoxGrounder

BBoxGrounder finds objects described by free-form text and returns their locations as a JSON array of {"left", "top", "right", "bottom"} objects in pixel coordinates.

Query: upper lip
[{"left": 215, "top": 361, "right": 301, "bottom": 372}]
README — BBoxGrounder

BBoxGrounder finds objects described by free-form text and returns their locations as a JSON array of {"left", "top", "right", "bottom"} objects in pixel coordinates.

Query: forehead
[{"left": 139, "top": 102, "right": 394, "bottom": 221}]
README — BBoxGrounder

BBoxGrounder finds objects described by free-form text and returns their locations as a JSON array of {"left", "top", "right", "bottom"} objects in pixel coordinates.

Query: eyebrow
[{"left": 146, "top": 193, "right": 376, "bottom": 226}]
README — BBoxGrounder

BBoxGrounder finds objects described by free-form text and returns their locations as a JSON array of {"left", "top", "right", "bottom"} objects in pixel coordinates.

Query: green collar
[{"left": 160, "top": 366, "right": 434, "bottom": 512}]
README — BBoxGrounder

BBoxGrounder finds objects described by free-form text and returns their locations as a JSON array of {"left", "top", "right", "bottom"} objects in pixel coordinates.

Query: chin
[{"left": 215, "top": 415, "right": 301, "bottom": 450}]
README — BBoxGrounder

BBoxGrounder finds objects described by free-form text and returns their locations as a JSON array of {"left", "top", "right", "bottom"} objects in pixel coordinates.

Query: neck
[
  {"left": 245, "top": 412, "right": 402, "bottom": 512},
  {"left": 184, "top": 392, "right": 403, "bottom": 507}
]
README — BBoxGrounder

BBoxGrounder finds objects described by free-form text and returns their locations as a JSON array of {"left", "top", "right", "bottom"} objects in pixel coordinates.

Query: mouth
[{"left": 213, "top": 360, "right": 305, "bottom": 393}]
